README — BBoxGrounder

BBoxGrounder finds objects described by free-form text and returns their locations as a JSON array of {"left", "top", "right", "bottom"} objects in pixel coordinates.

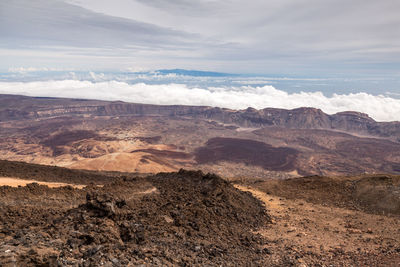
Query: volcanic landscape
[{"left": 0, "top": 94, "right": 399, "bottom": 266}]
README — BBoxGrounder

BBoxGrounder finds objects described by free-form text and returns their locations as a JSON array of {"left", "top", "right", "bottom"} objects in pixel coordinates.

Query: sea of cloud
[{"left": 0, "top": 80, "right": 399, "bottom": 122}]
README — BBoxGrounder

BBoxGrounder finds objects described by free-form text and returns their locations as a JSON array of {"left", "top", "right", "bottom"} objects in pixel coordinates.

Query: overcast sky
[{"left": 1, "top": 0, "right": 400, "bottom": 75}]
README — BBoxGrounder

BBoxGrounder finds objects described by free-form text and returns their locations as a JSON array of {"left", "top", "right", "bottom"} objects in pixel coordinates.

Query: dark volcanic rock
[
  {"left": 195, "top": 137, "right": 298, "bottom": 171},
  {"left": 0, "top": 169, "right": 270, "bottom": 266},
  {"left": 0, "top": 159, "right": 115, "bottom": 185}
]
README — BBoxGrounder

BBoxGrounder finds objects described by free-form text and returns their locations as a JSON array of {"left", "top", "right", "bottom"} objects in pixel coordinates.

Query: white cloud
[
  {"left": 125, "top": 67, "right": 151, "bottom": 73},
  {"left": 7, "top": 67, "right": 65, "bottom": 73},
  {"left": 232, "top": 80, "right": 276, "bottom": 85},
  {"left": 0, "top": 80, "right": 399, "bottom": 122}
]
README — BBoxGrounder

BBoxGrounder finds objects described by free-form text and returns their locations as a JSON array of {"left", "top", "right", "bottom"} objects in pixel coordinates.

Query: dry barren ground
[{"left": 236, "top": 185, "right": 400, "bottom": 266}]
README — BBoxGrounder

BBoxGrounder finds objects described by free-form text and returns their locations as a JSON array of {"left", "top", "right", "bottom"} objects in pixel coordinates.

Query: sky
[
  {"left": 1, "top": 0, "right": 400, "bottom": 75},
  {"left": 0, "top": 0, "right": 400, "bottom": 121}
]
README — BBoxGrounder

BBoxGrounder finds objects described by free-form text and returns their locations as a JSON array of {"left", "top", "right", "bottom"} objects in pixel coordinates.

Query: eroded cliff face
[{"left": 1, "top": 94, "right": 399, "bottom": 140}]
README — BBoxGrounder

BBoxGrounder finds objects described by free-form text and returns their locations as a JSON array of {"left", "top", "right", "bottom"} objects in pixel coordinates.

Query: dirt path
[
  {"left": 0, "top": 177, "right": 85, "bottom": 189},
  {"left": 235, "top": 184, "right": 400, "bottom": 266}
]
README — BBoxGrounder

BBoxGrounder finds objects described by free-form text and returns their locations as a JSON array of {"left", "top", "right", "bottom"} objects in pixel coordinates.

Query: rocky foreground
[
  {"left": 0, "top": 161, "right": 399, "bottom": 266},
  {"left": 0, "top": 169, "right": 269, "bottom": 266}
]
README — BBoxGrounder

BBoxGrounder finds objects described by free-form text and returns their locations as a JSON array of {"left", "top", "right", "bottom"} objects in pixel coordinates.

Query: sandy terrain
[{"left": 0, "top": 177, "right": 85, "bottom": 188}]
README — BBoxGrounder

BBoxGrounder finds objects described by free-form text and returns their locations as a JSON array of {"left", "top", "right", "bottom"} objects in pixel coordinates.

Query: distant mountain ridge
[
  {"left": 0, "top": 94, "right": 399, "bottom": 141},
  {"left": 155, "top": 69, "right": 237, "bottom": 77}
]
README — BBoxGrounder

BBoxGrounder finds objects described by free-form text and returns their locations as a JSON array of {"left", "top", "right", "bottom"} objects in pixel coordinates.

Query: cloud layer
[
  {"left": 1, "top": 0, "right": 400, "bottom": 75},
  {"left": 0, "top": 80, "right": 399, "bottom": 122}
]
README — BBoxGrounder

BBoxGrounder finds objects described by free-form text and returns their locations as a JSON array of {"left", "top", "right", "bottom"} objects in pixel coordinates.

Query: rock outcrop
[{"left": 1, "top": 94, "right": 399, "bottom": 141}]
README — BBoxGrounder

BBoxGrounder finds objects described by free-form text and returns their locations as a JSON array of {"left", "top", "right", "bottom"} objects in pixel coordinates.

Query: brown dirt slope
[
  {"left": 250, "top": 174, "right": 400, "bottom": 216},
  {"left": 0, "top": 159, "right": 124, "bottom": 185}
]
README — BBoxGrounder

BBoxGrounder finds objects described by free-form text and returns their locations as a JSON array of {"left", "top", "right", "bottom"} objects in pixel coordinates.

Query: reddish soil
[
  {"left": 41, "top": 130, "right": 116, "bottom": 156},
  {"left": 235, "top": 174, "right": 400, "bottom": 266},
  {"left": 41, "top": 130, "right": 100, "bottom": 149},
  {"left": 236, "top": 184, "right": 400, "bottom": 266},
  {"left": 131, "top": 149, "right": 192, "bottom": 160}
]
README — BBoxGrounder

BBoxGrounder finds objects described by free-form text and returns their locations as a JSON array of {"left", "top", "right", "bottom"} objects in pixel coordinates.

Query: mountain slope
[
  {"left": 1, "top": 94, "right": 400, "bottom": 177},
  {"left": 1, "top": 94, "right": 399, "bottom": 141}
]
